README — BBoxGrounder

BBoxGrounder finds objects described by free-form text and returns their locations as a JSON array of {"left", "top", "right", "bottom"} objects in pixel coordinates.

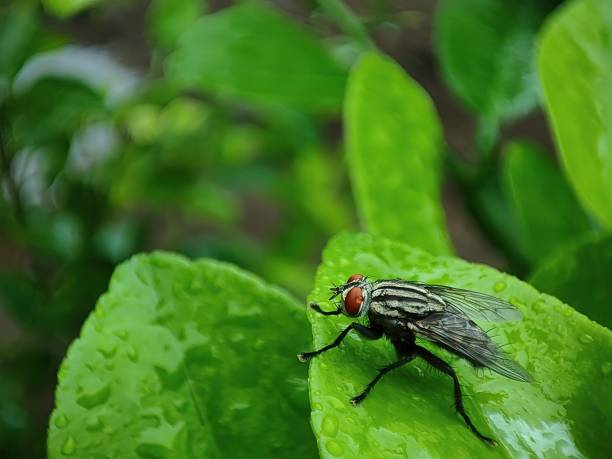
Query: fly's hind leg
[
  {"left": 350, "top": 339, "right": 416, "bottom": 406},
  {"left": 414, "top": 345, "right": 497, "bottom": 446}
]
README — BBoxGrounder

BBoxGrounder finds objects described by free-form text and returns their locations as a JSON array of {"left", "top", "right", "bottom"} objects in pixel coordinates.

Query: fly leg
[
  {"left": 350, "top": 340, "right": 416, "bottom": 406},
  {"left": 414, "top": 345, "right": 497, "bottom": 446},
  {"left": 297, "top": 323, "right": 382, "bottom": 362}
]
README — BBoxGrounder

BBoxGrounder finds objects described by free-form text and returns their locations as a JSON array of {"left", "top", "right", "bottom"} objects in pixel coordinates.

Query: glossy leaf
[
  {"left": 435, "top": 0, "right": 547, "bottom": 127},
  {"left": 345, "top": 52, "right": 452, "bottom": 255},
  {"left": 502, "top": 140, "right": 594, "bottom": 263},
  {"left": 167, "top": 3, "right": 346, "bottom": 110},
  {"left": 530, "top": 234, "right": 612, "bottom": 329},
  {"left": 306, "top": 232, "right": 611, "bottom": 458},
  {"left": 538, "top": 0, "right": 612, "bottom": 229},
  {"left": 48, "top": 253, "right": 317, "bottom": 458}
]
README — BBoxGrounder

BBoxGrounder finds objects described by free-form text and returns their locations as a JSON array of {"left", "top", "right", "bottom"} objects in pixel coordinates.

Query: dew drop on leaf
[
  {"left": 76, "top": 383, "right": 111, "bottom": 409},
  {"left": 601, "top": 362, "right": 611, "bottom": 376},
  {"left": 532, "top": 300, "right": 546, "bottom": 313},
  {"left": 579, "top": 334, "right": 593, "bottom": 344},
  {"left": 321, "top": 415, "right": 338, "bottom": 436},
  {"left": 114, "top": 329, "right": 128, "bottom": 340},
  {"left": 127, "top": 346, "right": 139, "bottom": 362},
  {"left": 85, "top": 415, "right": 103, "bottom": 432},
  {"left": 61, "top": 436, "right": 76, "bottom": 456},
  {"left": 325, "top": 439, "right": 344, "bottom": 456},
  {"left": 493, "top": 281, "right": 506, "bottom": 292},
  {"left": 54, "top": 415, "right": 68, "bottom": 429}
]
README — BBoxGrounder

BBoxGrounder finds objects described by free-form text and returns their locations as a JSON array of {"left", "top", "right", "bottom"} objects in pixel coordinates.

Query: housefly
[{"left": 298, "top": 274, "right": 532, "bottom": 446}]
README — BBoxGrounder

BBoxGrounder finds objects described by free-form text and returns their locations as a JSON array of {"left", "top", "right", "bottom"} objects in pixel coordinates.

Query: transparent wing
[
  {"left": 415, "top": 312, "right": 532, "bottom": 382},
  {"left": 422, "top": 283, "right": 521, "bottom": 322}
]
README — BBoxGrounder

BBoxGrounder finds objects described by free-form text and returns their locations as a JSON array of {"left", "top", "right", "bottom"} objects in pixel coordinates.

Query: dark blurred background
[{"left": 0, "top": 0, "right": 574, "bottom": 457}]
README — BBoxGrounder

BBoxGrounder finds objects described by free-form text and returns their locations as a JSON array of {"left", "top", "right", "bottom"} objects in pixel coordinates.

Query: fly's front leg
[
  {"left": 297, "top": 323, "right": 382, "bottom": 362},
  {"left": 414, "top": 345, "right": 497, "bottom": 446}
]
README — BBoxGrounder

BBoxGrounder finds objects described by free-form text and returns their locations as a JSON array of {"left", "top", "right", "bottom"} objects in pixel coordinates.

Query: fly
[{"left": 298, "top": 274, "right": 532, "bottom": 446}]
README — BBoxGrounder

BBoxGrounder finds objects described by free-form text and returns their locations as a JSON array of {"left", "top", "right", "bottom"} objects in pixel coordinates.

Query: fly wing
[
  {"left": 414, "top": 312, "right": 532, "bottom": 382},
  {"left": 423, "top": 284, "right": 521, "bottom": 322}
]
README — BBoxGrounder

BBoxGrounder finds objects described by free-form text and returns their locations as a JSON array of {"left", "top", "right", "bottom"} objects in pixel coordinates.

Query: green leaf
[
  {"left": 538, "top": 0, "right": 612, "bottom": 229},
  {"left": 0, "top": 3, "right": 39, "bottom": 95},
  {"left": 530, "top": 234, "right": 612, "bottom": 329},
  {"left": 48, "top": 253, "right": 317, "bottom": 458},
  {"left": 502, "top": 140, "right": 594, "bottom": 263},
  {"left": 435, "top": 0, "right": 548, "bottom": 127},
  {"left": 42, "top": 0, "right": 101, "bottom": 19},
  {"left": 10, "top": 77, "right": 106, "bottom": 148},
  {"left": 147, "top": 0, "right": 205, "bottom": 51},
  {"left": 167, "top": 3, "right": 346, "bottom": 110},
  {"left": 345, "top": 52, "right": 452, "bottom": 255},
  {"left": 317, "top": 0, "right": 375, "bottom": 51},
  {"left": 306, "top": 232, "right": 611, "bottom": 458}
]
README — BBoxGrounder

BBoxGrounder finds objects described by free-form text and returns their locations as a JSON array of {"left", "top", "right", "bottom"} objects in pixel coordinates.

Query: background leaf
[
  {"left": 434, "top": 0, "right": 548, "bottom": 131},
  {"left": 502, "top": 140, "right": 594, "bottom": 263},
  {"left": 10, "top": 77, "right": 106, "bottom": 148},
  {"left": 538, "top": 0, "right": 612, "bottom": 229},
  {"left": 345, "top": 52, "right": 452, "bottom": 255},
  {"left": 530, "top": 234, "right": 612, "bottom": 329},
  {"left": 306, "top": 232, "right": 611, "bottom": 458},
  {"left": 167, "top": 3, "right": 347, "bottom": 110},
  {"left": 48, "top": 253, "right": 317, "bottom": 458},
  {"left": 0, "top": 3, "right": 40, "bottom": 95},
  {"left": 147, "top": 0, "right": 205, "bottom": 51},
  {"left": 42, "top": 0, "right": 101, "bottom": 19}
]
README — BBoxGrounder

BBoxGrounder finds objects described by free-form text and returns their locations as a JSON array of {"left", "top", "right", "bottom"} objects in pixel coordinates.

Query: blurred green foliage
[
  {"left": 0, "top": 0, "right": 610, "bottom": 457},
  {"left": 345, "top": 52, "right": 451, "bottom": 255}
]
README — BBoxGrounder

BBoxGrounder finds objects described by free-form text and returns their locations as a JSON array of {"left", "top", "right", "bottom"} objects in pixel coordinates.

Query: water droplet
[
  {"left": 61, "top": 436, "right": 76, "bottom": 456},
  {"left": 325, "top": 440, "right": 344, "bottom": 456},
  {"left": 54, "top": 415, "right": 68, "bottom": 428},
  {"left": 77, "top": 382, "right": 111, "bottom": 409},
  {"left": 601, "top": 362, "right": 611, "bottom": 375},
  {"left": 493, "top": 281, "right": 506, "bottom": 293},
  {"left": 532, "top": 300, "right": 546, "bottom": 313},
  {"left": 114, "top": 329, "right": 128, "bottom": 340},
  {"left": 579, "top": 334, "right": 593, "bottom": 344},
  {"left": 563, "top": 308, "right": 572, "bottom": 317},
  {"left": 98, "top": 343, "right": 117, "bottom": 358},
  {"left": 95, "top": 308, "right": 106, "bottom": 319},
  {"left": 173, "top": 398, "right": 187, "bottom": 412},
  {"left": 321, "top": 416, "right": 338, "bottom": 436},
  {"left": 103, "top": 425, "right": 114, "bottom": 434},
  {"left": 86, "top": 415, "right": 103, "bottom": 432},
  {"left": 127, "top": 346, "right": 139, "bottom": 362},
  {"left": 328, "top": 397, "right": 345, "bottom": 410},
  {"left": 105, "top": 361, "right": 115, "bottom": 371}
]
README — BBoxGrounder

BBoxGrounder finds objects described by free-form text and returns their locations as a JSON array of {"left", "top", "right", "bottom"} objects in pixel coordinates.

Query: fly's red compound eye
[
  {"left": 344, "top": 287, "right": 363, "bottom": 316},
  {"left": 347, "top": 273, "right": 365, "bottom": 283}
]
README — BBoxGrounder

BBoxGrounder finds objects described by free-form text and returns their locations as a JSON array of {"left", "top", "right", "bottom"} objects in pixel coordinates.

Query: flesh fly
[{"left": 298, "top": 274, "right": 532, "bottom": 446}]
